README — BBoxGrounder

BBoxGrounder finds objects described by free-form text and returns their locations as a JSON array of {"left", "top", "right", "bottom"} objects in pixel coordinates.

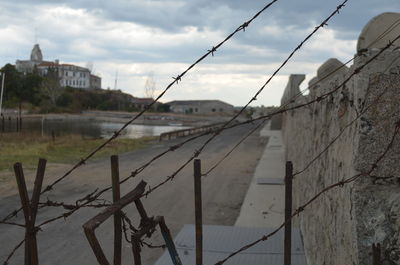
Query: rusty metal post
[
  {"left": 14, "top": 160, "right": 46, "bottom": 265},
  {"left": 83, "top": 181, "right": 147, "bottom": 265},
  {"left": 372, "top": 243, "right": 382, "bottom": 265},
  {"left": 29, "top": 159, "right": 46, "bottom": 265},
  {"left": 284, "top": 161, "right": 293, "bottom": 265},
  {"left": 194, "top": 159, "right": 203, "bottom": 265},
  {"left": 134, "top": 199, "right": 149, "bottom": 222},
  {"left": 14, "top": 163, "right": 32, "bottom": 265},
  {"left": 14, "top": 161, "right": 45, "bottom": 265},
  {"left": 111, "top": 155, "right": 122, "bottom": 265},
  {"left": 131, "top": 235, "right": 142, "bottom": 265}
]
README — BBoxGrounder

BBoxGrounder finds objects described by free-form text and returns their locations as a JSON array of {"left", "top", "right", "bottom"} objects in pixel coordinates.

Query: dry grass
[{"left": 0, "top": 132, "right": 155, "bottom": 171}]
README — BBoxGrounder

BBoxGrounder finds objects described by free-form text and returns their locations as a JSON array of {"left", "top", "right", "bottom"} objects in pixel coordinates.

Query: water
[{"left": 0, "top": 118, "right": 188, "bottom": 139}]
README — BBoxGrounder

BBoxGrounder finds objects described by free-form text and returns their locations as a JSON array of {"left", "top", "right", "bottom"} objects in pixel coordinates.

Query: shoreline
[{"left": 2, "top": 110, "right": 242, "bottom": 127}]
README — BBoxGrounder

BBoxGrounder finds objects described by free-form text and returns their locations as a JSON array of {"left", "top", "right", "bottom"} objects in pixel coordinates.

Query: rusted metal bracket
[
  {"left": 83, "top": 181, "right": 147, "bottom": 265},
  {"left": 130, "top": 198, "right": 182, "bottom": 265},
  {"left": 83, "top": 156, "right": 182, "bottom": 265}
]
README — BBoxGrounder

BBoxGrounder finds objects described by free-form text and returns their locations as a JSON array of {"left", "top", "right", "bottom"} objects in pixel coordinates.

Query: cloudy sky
[{"left": 0, "top": 0, "right": 398, "bottom": 106}]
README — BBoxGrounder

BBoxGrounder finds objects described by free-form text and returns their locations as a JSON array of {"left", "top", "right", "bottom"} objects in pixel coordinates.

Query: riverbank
[
  {"left": 1, "top": 109, "right": 243, "bottom": 127},
  {"left": 0, "top": 132, "right": 155, "bottom": 174},
  {"left": 0, "top": 121, "right": 266, "bottom": 265}
]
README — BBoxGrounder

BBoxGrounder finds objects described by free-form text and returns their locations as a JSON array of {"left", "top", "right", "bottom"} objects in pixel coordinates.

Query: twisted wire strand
[
  {"left": 215, "top": 121, "right": 400, "bottom": 264},
  {"left": 0, "top": 0, "right": 279, "bottom": 224}
]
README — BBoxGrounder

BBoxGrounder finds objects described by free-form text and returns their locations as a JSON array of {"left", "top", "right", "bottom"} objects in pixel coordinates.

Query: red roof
[{"left": 37, "top": 61, "right": 57, "bottom": 67}]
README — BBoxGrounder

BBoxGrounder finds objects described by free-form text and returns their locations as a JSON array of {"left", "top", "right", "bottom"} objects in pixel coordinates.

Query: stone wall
[{"left": 281, "top": 13, "right": 400, "bottom": 265}]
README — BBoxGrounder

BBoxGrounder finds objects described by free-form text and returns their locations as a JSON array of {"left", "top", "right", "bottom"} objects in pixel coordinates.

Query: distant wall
[{"left": 281, "top": 13, "right": 400, "bottom": 265}]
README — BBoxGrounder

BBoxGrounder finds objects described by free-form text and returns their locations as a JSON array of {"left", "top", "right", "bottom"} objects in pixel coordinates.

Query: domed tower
[{"left": 30, "top": 44, "right": 43, "bottom": 62}]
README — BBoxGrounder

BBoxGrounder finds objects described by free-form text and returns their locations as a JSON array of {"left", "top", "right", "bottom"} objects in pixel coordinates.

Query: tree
[
  {"left": 0, "top": 64, "right": 22, "bottom": 105},
  {"left": 144, "top": 73, "right": 156, "bottom": 99},
  {"left": 22, "top": 73, "right": 42, "bottom": 105},
  {"left": 41, "top": 67, "right": 61, "bottom": 105},
  {"left": 0, "top": 64, "right": 42, "bottom": 108}
]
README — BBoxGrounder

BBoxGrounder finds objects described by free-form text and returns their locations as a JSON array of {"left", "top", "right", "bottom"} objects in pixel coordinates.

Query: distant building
[
  {"left": 130, "top": 97, "right": 157, "bottom": 111},
  {"left": 15, "top": 44, "right": 47, "bottom": 73},
  {"left": 15, "top": 43, "right": 101, "bottom": 90},
  {"left": 90, "top": 74, "right": 101, "bottom": 90},
  {"left": 167, "top": 100, "right": 234, "bottom": 114}
]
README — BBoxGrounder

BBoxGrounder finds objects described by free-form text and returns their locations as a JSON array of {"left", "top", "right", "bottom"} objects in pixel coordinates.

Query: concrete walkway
[
  {"left": 235, "top": 121, "right": 288, "bottom": 228},
  {"left": 155, "top": 121, "right": 307, "bottom": 265}
]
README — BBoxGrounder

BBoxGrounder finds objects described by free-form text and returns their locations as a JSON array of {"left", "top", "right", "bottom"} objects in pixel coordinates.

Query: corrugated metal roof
[{"left": 155, "top": 224, "right": 307, "bottom": 265}]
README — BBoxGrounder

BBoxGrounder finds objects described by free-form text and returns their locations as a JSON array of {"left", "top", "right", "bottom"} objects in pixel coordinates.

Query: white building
[{"left": 15, "top": 44, "right": 101, "bottom": 90}]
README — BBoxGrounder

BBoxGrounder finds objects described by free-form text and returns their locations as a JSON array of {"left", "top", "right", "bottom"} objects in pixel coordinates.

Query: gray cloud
[{"left": 0, "top": 0, "right": 397, "bottom": 105}]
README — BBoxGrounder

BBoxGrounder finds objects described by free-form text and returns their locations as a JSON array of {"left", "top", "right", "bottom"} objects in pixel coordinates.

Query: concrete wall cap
[
  {"left": 308, "top": 76, "right": 319, "bottom": 88},
  {"left": 357, "top": 12, "right": 400, "bottom": 52},
  {"left": 317, "top": 58, "right": 348, "bottom": 80},
  {"left": 281, "top": 74, "right": 305, "bottom": 105}
]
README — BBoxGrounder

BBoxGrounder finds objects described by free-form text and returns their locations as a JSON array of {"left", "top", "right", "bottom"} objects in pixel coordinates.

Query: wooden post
[
  {"left": 194, "top": 159, "right": 203, "bottom": 265},
  {"left": 111, "top": 155, "right": 122, "bottom": 265},
  {"left": 83, "top": 181, "right": 147, "bottom": 265},
  {"left": 14, "top": 163, "right": 32, "bottom": 265},
  {"left": 31, "top": 159, "right": 46, "bottom": 222},
  {"left": 372, "top": 243, "right": 382, "bottom": 265},
  {"left": 14, "top": 160, "right": 46, "bottom": 265},
  {"left": 29, "top": 159, "right": 46, "bottom": 265},
  {"left": 284, "top": 161, "right": 293, "bottom": 265},
  {"left": 131, "top": 235, "right": 142, "bottom": 265}
]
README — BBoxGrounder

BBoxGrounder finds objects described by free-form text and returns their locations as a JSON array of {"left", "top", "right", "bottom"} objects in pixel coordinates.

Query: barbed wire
[
  {"left": 2, "top": 239, "right": 24, "bottom": 265},
  {"left": 206, "top": 61, "right": 396, "bottom": 181},
  {"left": 141, "top": 15, "right": 400, "bottom": 200},
  {"left": 39, "top": 0, "right": 279, "bottom": 193},
  {"left": 1, "top": 34, "right": 397, "bottom": 255},
  {"left": 3, "top": 0, "right": 399, "bottom": 228},
  {"left": 19, "top": 28, "right": 398, "bottom": 232},
  {"left": 203, "top": 12, "right": 400, "bottom": 176},
  {"left": 3, "top": 2, "right": 400, "bottom": 264},
  {"left": 5, "top": 0, "right": 398, "bottom": 228},
  {"left": 126, "top": 0, "right": 349, "bottom": 199},
  {"left": 0, "top": 0, "right": 279, "bottom": 224},
  {"left": 121, "top": 213, "right": 167, "bottom": 250},
  {"left": 215, "top": 120, "right": 400, "bottom": 264}
]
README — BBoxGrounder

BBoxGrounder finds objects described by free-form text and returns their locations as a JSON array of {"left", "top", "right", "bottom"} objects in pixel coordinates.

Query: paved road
[{"left": 0, "top": 122, "right": 267, "bottom": 265}]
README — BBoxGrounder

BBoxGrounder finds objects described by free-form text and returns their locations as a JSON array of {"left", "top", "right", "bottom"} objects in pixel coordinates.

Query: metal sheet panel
[
  {"left": 256, "top": 177, "right": 285, "bottom": 185},
  {"left": 155, "top": 224, "right": 307, "bottom": 265}
]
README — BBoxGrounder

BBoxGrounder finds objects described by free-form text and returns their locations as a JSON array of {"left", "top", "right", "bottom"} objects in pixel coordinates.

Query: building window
[
  {"left": 195, "top": 108, "right": 198, "bottom": 112},
  {"left": 212, "top": 108, "right": 216, "bottom": 112},
  {"left": 65, "top": 72, "right": 68, "bottom": 76}
]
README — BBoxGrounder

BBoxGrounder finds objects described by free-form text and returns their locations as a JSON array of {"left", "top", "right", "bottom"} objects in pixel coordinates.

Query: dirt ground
[{"left": 0, "top": 122, "right": 267, "bottom": 265}]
